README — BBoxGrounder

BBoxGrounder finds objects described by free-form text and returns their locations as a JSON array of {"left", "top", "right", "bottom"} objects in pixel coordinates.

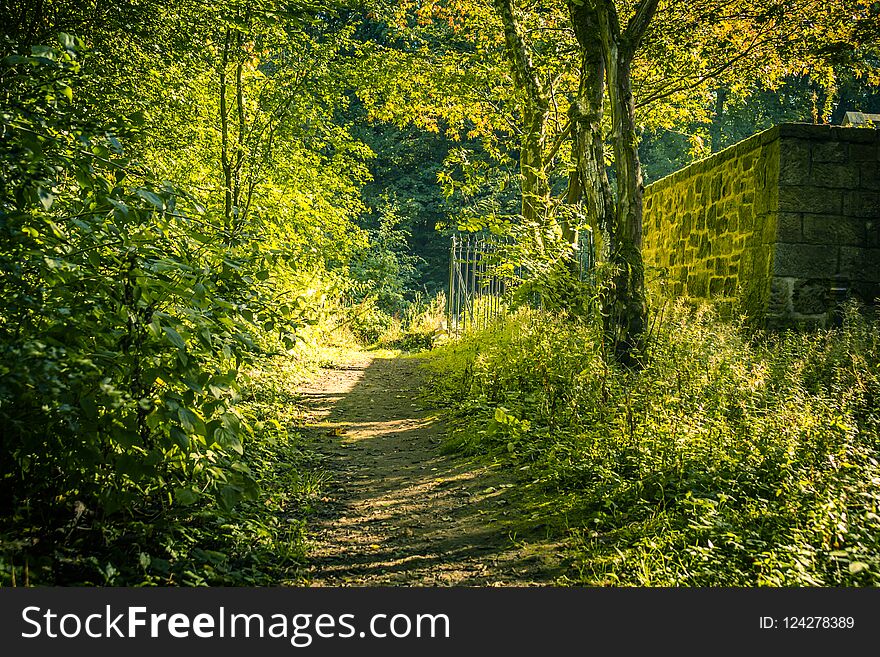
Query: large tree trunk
[
  {"left": 521, "top": 104, "right": 551, "bottom": 232},
  {"left": 567, "top": 1, "right": 614, "bottom": 262},
  {"left": 595, "top": 0, "right": 658, "bottom": 366},
  {"left": 604, "top": 45, "right": 648, "bottom": 365}
]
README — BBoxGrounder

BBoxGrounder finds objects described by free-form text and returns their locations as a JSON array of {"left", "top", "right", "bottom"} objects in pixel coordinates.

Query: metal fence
[
  {"left": 446, "top": 230, "right": 594, "bottom": 335},
  {"left": 446, "top": 234, "right": 514, "bottom": 334}
]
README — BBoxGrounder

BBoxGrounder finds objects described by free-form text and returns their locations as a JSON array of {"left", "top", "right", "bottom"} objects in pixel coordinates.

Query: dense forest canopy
[{"left": 0, "top": 0, "right": 878, "bottom": 585}]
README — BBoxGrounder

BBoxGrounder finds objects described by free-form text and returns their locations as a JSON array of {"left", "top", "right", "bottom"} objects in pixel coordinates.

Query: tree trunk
[
  {"left": 595, "top": 0, "right": 658, "bottom": 366},
  {"left": 605, "top": 45, "right": 648, "bottom": 365},
  {"left": 493, "top": 0, "right": 551, "bottom": 250},
  {"left": 220, "top": 28, "right": 233, "bottom": 226},
  {"left": 567, "top": 1, "right": 614, "bottom": 262}
]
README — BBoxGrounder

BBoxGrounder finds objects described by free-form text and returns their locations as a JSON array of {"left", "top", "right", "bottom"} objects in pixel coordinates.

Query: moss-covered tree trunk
[
  {"left": 494, "top": 0, "right": 551, "bottom": 250},
  {"left": 567, "top": 1, "right": 614, "bottom": 261},
  {"left": 596, "top": 0, "right": 658, "bottom": 366},
  {"left": 604, "top": 45, "right": 648, "bottom": 364}
]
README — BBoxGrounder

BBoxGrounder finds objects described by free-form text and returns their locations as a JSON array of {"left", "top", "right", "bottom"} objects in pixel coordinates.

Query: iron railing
[
  {"left": 446, "top": 230, "right": 594, "bottom": 335},
  {"left": 446, "top": 234, "right": 514, "bottom": 334}
]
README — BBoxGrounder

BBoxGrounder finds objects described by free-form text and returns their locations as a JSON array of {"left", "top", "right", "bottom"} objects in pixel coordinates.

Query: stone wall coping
[{"left": 645, "top": 123, "right": 880, "bottom": 194}]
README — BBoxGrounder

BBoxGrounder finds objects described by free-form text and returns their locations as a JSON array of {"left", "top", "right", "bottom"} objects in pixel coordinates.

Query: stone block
[
  {"left": 843, "top": 191, "right": 880, "bottom": 218},
  {"left": 778, "top": 186, "right": 842, "bottom": 214},
  {"left": 791, "top": 278, "right": 831, "bottom": 315},
  {"left": 754, "top": 188, "right": 774, "bottom": 214},
  {"left": 751, "top": 245, "right": 771, "bottom": 278},
  {"left": 698, "top": 235, "right": 711, "bottom": 258},
  {"left": 772, "top": 243, "right": 839, "bottom": 277},
  {"left": 779, "top": 124, "right": 825, "bottom": 140},
  {"left": 761, "top": 212, "right": 778, "bottom": 243},
  {"left": 723, "top": 276, "right": 737, "bottom": 296},
  {"left": 811, "top": 162, "right": 860, "bottom": 189},
  {"left": 802, "top": 214, "right": 865, "bottom": 246},
  {"left": 839, "top": 247, "right": 880, "bottom": 282},
  {"left": 779, "top": 141, "right": 811, "bottom": 184},
  {"left": 711, "top": 175, "right": 722, "bottom": 202},
  {"left": 867, "top": 220, "right": 879, "bottom": 248},
  {"left": 860, "top": 164, "right": 879, "bottom": 191},
  {"left": 768, "top": 276, "right": 792, "bottom": 316},
  {"left": 682, "top": 212, "right": 693, "bottom": 234},
  {"left": 776, "top": 212, "right": 802, "bottom": 242},
  {"left": 851, "top": 143, "right": 879, "bottom": 162},
  {"left": 830, "top": 126, "right": 880, "bottom": 144},
  {"left": 687, "top": 271, "right": 709, "bottom": 297},
  {"left": 812, "top": 141, "right": 847, "bottom": 163},
  {"left": 709, "top": 276, "right": 725, "bottom": 297},
  {"left": 738, "top": 206, "right": 754, "bottom": 232},
  {"left": 848, "top": 280, "right": 880, "bottom": 305}
]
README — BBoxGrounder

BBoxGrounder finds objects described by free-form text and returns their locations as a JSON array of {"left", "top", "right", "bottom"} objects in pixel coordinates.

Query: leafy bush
[
  {"left": 341, "top": 295, "right": 395, "bottom": 345},
  {"left": 0, "top": 36, "right": 331, "bottom": 584},
  {"left": 378, "top": 292, "right": 448, "bottom": 351},
  {"left": 427, "top": 301, "right": 880, "bottom": 585}
]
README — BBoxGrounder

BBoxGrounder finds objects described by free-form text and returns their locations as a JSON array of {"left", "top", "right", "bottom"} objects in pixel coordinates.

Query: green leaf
[
  {"left": 849, "top": 562, "right": 869, "bottom": 575},
  {"left": 170, "top": 426, "right": 190, "bottom": 450},
  {"left": 162, "top": 325, "right": 186, "bottom": 349},
  {"left": 218, "top": 485, "right": 243, "bottom": 511},
  {"left": 136, "top": 188, "right": 165, "bottom": 210},
  {"left": 109, "top": 198, "right": 129, "bottom": 217},
  {"left": 174, "top": 487, "right": 198, "bottom": 506},
  {"left": 37, "top": 187, "right": 55, "bottom": 210}
]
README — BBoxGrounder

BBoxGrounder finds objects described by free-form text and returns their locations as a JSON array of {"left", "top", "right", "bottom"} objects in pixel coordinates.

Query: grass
[{"left": 424, "top": 300, "right": 880, "bottom": 586}]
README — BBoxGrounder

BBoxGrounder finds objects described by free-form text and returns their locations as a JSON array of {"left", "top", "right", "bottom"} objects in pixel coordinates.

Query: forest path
[{"left": 299, "top": 351, "right": 565, "bottom": 586}]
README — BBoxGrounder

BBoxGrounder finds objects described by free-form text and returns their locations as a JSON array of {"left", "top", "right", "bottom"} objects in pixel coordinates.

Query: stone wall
[{"left": 642, "top": 124, "right": 880, "bottom": 326}]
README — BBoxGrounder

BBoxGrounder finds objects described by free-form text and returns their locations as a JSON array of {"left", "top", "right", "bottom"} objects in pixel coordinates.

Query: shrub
[{"left": 427, "top": 301, "right": 880, "bottom": 585}]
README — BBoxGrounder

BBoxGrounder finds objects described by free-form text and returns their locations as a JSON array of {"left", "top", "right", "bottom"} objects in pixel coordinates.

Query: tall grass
[{"left": 426, "top": 301, "right": 880, "bottom": 585}]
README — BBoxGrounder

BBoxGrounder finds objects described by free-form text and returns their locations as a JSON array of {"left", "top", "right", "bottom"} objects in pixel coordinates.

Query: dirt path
[{"left": 298, "top": 351, "right": 566, "bottom": 586}]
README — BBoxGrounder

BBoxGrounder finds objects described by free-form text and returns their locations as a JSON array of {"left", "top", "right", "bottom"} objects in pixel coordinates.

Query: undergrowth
[
  {"left": 0, "top": 345, "right": 334, "bottom": 586},
  {"left": 425, "top": 301, "right": 880, "bottom": 586}
]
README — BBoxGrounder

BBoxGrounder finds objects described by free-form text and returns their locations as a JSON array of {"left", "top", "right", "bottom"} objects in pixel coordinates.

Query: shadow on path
[{"left": 299, "top": 352, "right": 566, "bottom": 586}]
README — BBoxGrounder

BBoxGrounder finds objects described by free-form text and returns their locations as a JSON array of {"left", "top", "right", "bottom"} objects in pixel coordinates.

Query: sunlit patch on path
[{"left": 300, "top": 353, "right": 566, "bottom": 586}]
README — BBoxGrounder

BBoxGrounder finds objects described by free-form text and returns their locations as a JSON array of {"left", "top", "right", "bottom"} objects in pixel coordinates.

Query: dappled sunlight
[{"left": 302, "top": 353, "right": 565, "bottom": 586}]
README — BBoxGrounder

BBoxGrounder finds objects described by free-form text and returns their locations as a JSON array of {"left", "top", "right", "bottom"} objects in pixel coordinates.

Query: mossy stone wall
[{"left": 642, "top": 124, "right": 880, "bottom": 326}]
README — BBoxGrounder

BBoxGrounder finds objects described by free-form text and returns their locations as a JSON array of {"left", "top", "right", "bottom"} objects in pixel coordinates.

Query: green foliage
[
  {"left": 355, "top": 122, "right": 455, "bottom": 294},
  {"left": 0, "top": 353, "right": 324, "bottom": 585},
  {"left": 427, "top": 301, "right": 880, "bottom": 585},
  {"left": 349, "top": 204, "right": 422, "bottom": 315},
  {"left": 378, "top": 292, "right": 448, "bottom": 351},
  {"left": 1, "top": 38, "right": 256, "bottom": 514},
  {"left": 0, "top": 16, "right": 361, "bottom": 583}
]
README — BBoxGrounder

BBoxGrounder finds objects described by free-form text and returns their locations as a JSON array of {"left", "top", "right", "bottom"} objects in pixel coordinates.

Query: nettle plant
[{"left": 0, "top": 36, "right": 283, "bottom": 522}]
